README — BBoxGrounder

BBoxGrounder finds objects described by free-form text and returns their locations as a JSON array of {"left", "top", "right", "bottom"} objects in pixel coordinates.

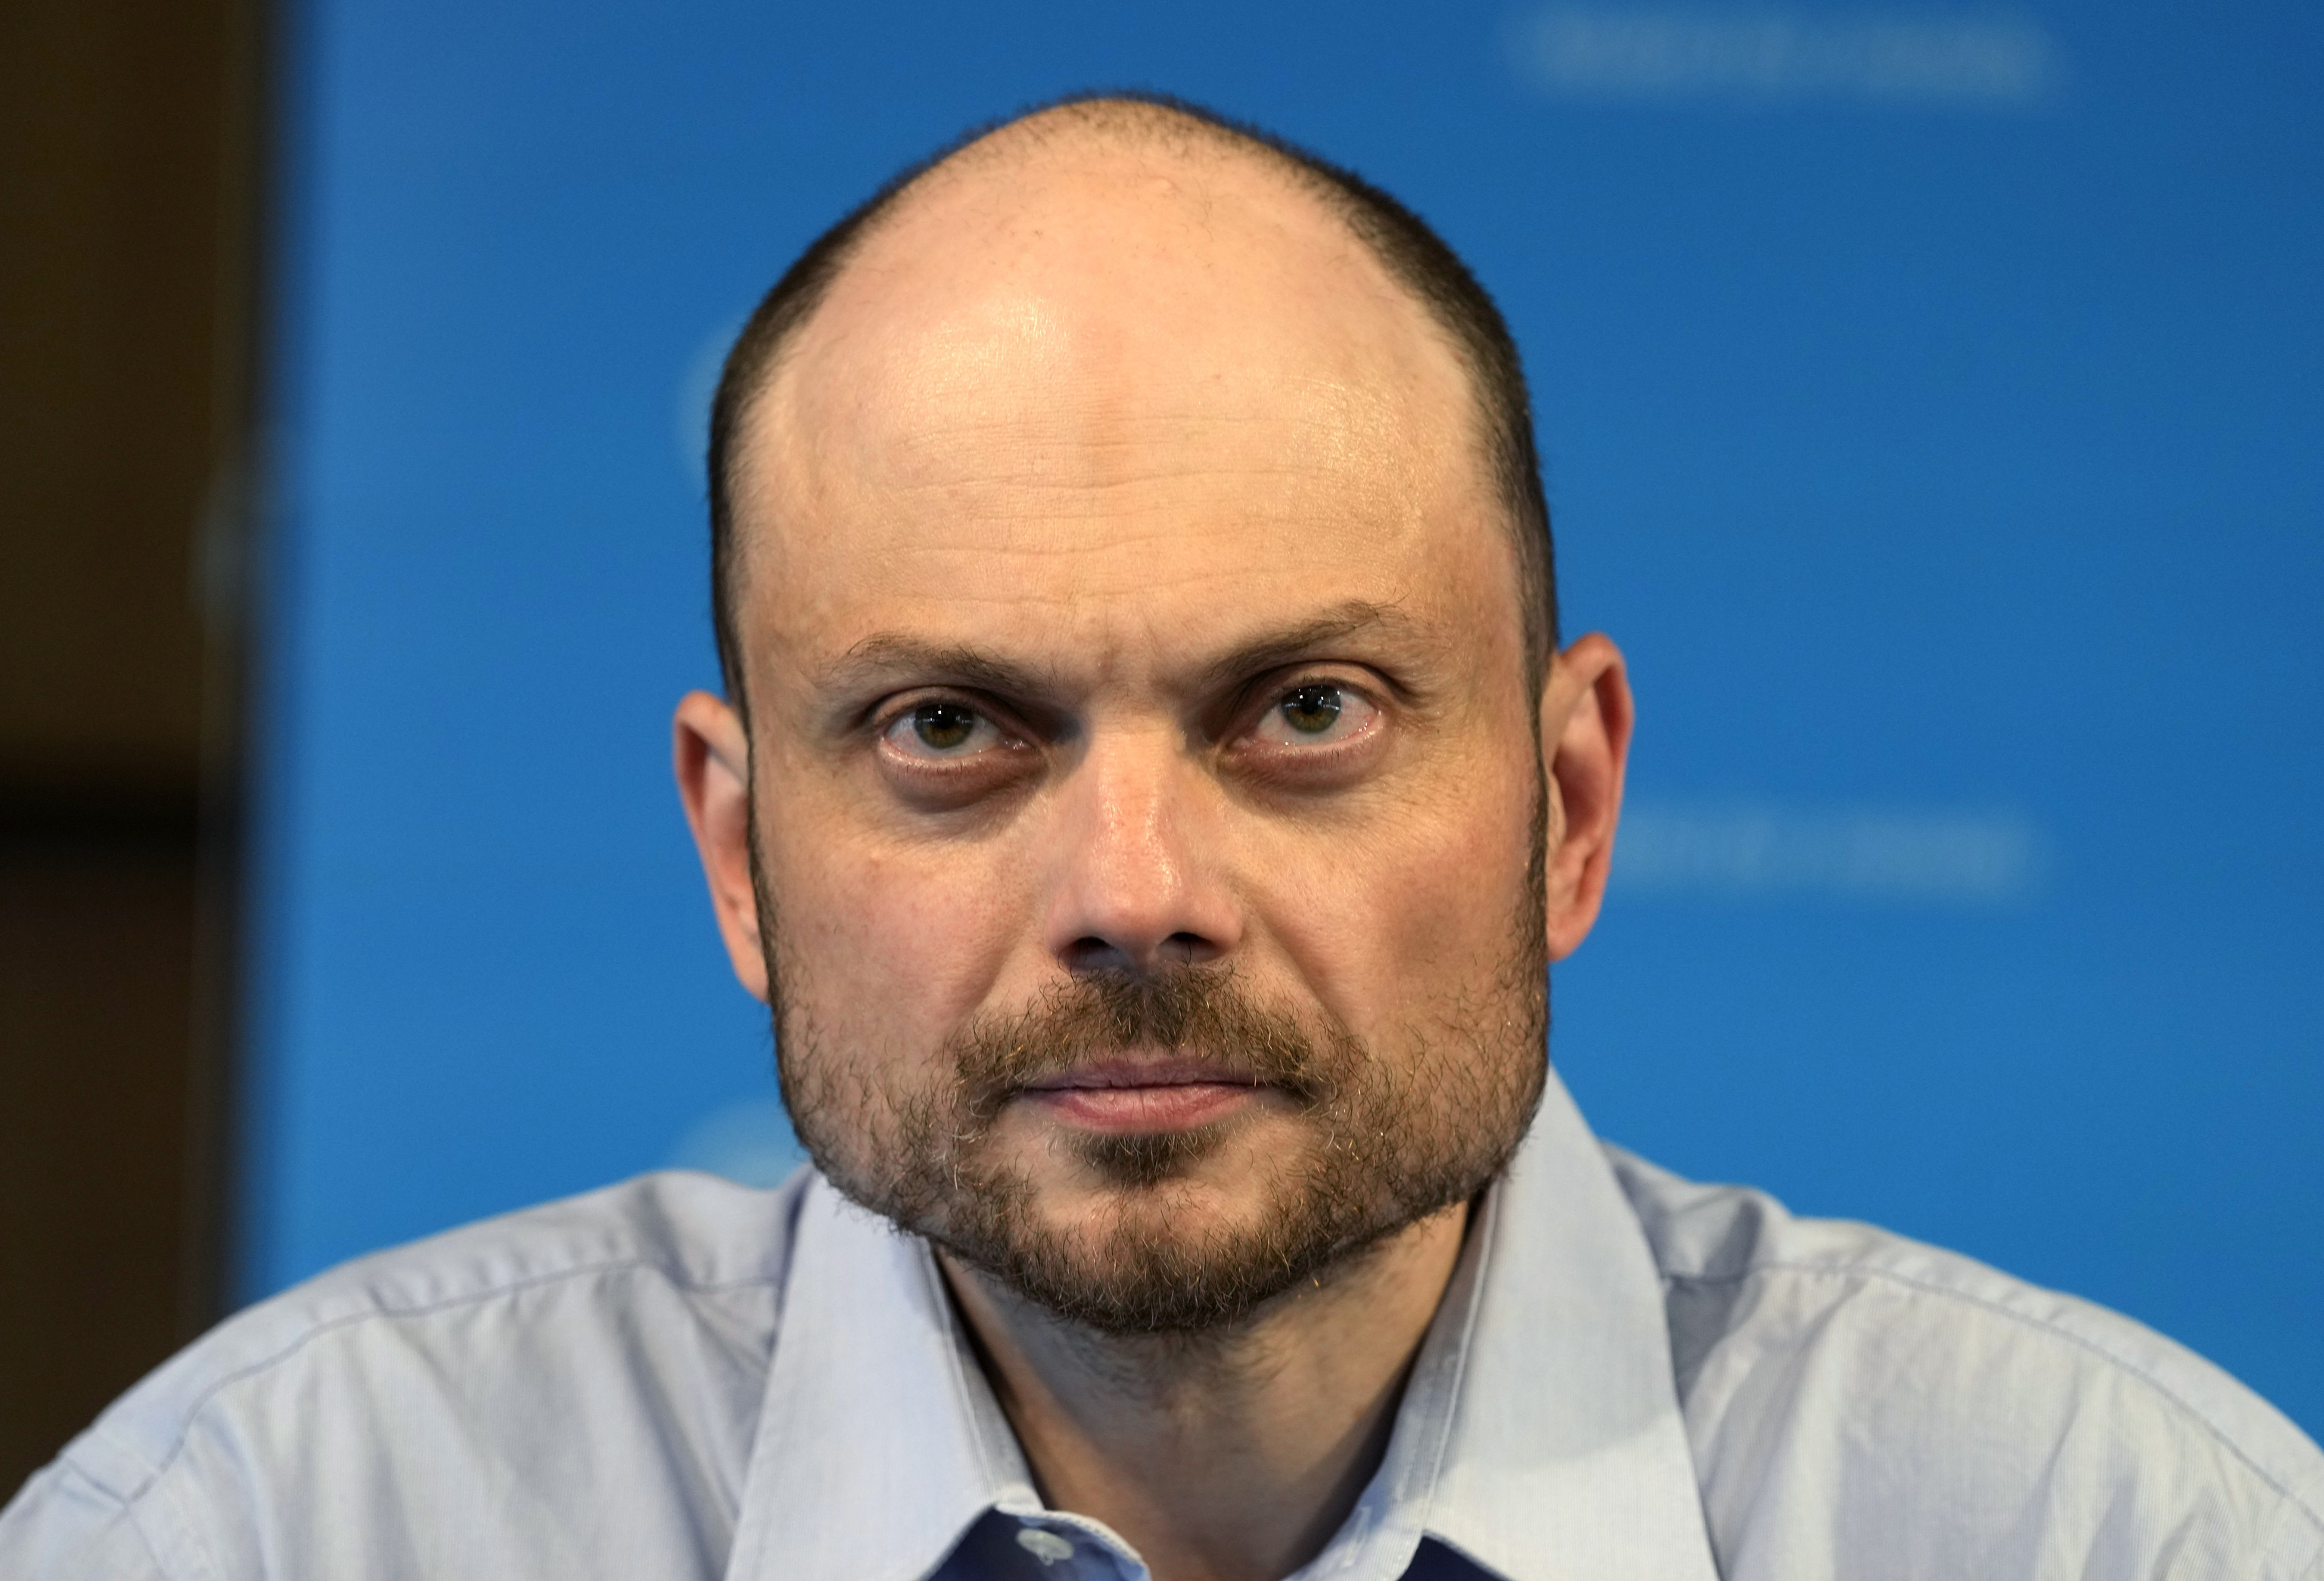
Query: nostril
[
  {"left": 1060, "top": 933, "right": 1218, "bottom": 972},
  {"left": 1063, "top": 936, "right": 1127, "bottom": 973},
  {"left": 1159, "top": 931, "right": 1216, "bottom": 965}
]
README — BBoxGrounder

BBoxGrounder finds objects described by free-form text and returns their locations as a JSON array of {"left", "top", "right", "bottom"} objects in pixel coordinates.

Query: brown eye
[
  {"left": 882, "top": 698, "right": 1004, "bottom": 759},
  {"left": 913, "top": 701, "right": 976, "bottom": 750}
]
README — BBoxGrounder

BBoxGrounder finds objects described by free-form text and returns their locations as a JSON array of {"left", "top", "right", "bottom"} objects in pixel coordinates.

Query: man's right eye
[{"left": 884, "top": 699, "right": 1001, "bottom": 758}]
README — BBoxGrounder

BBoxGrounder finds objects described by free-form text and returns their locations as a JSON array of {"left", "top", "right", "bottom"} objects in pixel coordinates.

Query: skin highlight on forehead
[{"left": 722, "top": 111, "right": 1510, "bottom": 685}]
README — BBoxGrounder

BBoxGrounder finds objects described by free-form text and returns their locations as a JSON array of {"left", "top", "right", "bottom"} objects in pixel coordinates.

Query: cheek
[
  {"left": 1389, "top": 782, "right": 1539, "bottom": 975},
  {"left": 754, "top": 783, "right": 1032, "bottom": 1060},
  {"left": 1257, "top": 747, "right": 1540, "bottom": 1037}
]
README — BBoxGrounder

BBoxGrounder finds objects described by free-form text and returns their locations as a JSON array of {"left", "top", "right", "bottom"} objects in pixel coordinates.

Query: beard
[{"left": 753, "top": 790, "right": 1550, "bottom": 1337}]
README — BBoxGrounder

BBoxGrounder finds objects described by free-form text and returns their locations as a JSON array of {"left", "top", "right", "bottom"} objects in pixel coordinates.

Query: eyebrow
[
  {"left": 815, "top": 634, "right": 1057, "bottom": 704},
  {"left": 814, "top": 598, "right": 1424, "bottom": 711},
  {"left": 1194, "top": 600, "right": 1421, "bottom": 692}
]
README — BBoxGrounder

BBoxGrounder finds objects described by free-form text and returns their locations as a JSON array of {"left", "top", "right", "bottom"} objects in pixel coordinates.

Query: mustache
[{"left": 945, "top": 968, "right": 1345, "bottom": 1113}]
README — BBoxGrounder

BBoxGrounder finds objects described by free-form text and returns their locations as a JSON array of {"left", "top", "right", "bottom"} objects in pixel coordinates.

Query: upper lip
[{"left": 1023, "top": 1056, "right": 1259, "bottom": 1092}]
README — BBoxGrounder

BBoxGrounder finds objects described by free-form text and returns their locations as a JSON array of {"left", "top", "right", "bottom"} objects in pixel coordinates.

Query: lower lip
[{"left": 1023, "top": 1082, "right": 1259, "bottom": 1132}]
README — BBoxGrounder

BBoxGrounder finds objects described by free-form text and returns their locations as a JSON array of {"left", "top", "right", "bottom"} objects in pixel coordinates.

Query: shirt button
[{"left": 1016, "top": 1526, "right": 1077, "bottom": 1567}]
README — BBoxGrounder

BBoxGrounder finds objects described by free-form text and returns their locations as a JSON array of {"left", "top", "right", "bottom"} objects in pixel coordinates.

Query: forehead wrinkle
[
  {"left": 859, "top": 393, "right": 1431, "bottom": 500},
  {"left": 862, "top": 476, "right": 1409, "bottom": 536}
]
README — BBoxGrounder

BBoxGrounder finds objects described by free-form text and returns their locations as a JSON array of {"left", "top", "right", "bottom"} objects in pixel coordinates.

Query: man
[{"left": 5, "top": 93, "right": 2319, "bottom": 1581}]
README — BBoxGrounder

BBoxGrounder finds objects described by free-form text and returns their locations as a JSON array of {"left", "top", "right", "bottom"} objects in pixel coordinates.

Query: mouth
[{"left": 1018, "top": 1055, "right": 1264, "bottom": 1132}]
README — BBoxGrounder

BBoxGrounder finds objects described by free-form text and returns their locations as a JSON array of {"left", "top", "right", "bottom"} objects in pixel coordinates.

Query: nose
[{"left": 1042, "top": 731, "right": 1241, "bottom": 975}]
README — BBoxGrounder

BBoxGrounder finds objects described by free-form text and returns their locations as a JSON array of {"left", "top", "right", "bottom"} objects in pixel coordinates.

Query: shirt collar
[
  {"left": 722, "top": 1183, "right": 1037, "bottom": 1581},
  {"left": 725, "top": 1069, "right": 1720, "bottom": 1581},
  {"left": 1381, "top": 1070, "right": 1722, "bottom": 1580}
]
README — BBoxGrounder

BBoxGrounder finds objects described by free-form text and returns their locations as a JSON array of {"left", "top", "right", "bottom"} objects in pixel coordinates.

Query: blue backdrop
[{"left": 244, "top": 0, "right": 2323, "bottom": 1438}]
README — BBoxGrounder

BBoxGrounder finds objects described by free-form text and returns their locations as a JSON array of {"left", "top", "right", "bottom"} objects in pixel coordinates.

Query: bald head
[{"left": 707, "top": 95, "right": 1555, "bottom": 710}]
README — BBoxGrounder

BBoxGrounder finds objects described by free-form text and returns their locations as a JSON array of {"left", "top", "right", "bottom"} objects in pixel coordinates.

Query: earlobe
[
  {"left": 1536, "top": 635, "right": 1634, "bottom": 962},
  {"left": 673, "top": 691, "right": 771, "bottom": 1002}
]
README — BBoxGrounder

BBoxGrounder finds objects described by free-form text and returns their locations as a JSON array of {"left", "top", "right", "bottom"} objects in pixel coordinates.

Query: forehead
[{"left": 729, "top": 139, "right": 1513, "bottom": 686}]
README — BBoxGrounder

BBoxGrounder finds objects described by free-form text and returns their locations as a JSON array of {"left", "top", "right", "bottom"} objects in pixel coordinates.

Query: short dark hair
[{"left": 706, "top": 92, "right": 1558, "bottom": 710}]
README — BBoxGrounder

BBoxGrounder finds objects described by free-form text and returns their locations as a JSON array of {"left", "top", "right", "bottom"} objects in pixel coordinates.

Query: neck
[{"left": 937, "top": 1203, "right": 1471, "bottom": 1581}]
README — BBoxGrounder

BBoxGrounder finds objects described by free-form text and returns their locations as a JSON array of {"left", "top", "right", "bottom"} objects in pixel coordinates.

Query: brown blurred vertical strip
[{"left": 0, "top": 0, "right": 270, "bottom": 1497}]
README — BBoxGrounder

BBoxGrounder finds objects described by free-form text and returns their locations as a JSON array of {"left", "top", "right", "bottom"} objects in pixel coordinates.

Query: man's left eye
[
  {"left": 1254, "top": 683, "right": 1376, "bottom": 746},
  {"left": 884, "top": 700, "right": 1004, "bottom": 758}
]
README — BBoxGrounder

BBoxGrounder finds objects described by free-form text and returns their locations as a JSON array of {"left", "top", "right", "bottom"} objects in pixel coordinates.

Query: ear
[
  {"left": 673, "top": 690, "right": 770, "bottom": 1002},
  {"left": 1537, "top": 632, "right": 1634, "bottom": 962}
]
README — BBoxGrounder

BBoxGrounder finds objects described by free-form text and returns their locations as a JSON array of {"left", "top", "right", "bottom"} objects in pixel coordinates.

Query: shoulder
[
  {"left": 1, "top": 1168, "right": 809, "bottom": 1580},
  {"left": 1605, "top": 1145, "right": 2324, "bottom": 1581}
]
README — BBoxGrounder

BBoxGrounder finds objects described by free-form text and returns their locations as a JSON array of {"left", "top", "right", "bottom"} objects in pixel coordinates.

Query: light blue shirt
[{"left": 6, "top": 1071, "right": 2320, "bottom": 1579}]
